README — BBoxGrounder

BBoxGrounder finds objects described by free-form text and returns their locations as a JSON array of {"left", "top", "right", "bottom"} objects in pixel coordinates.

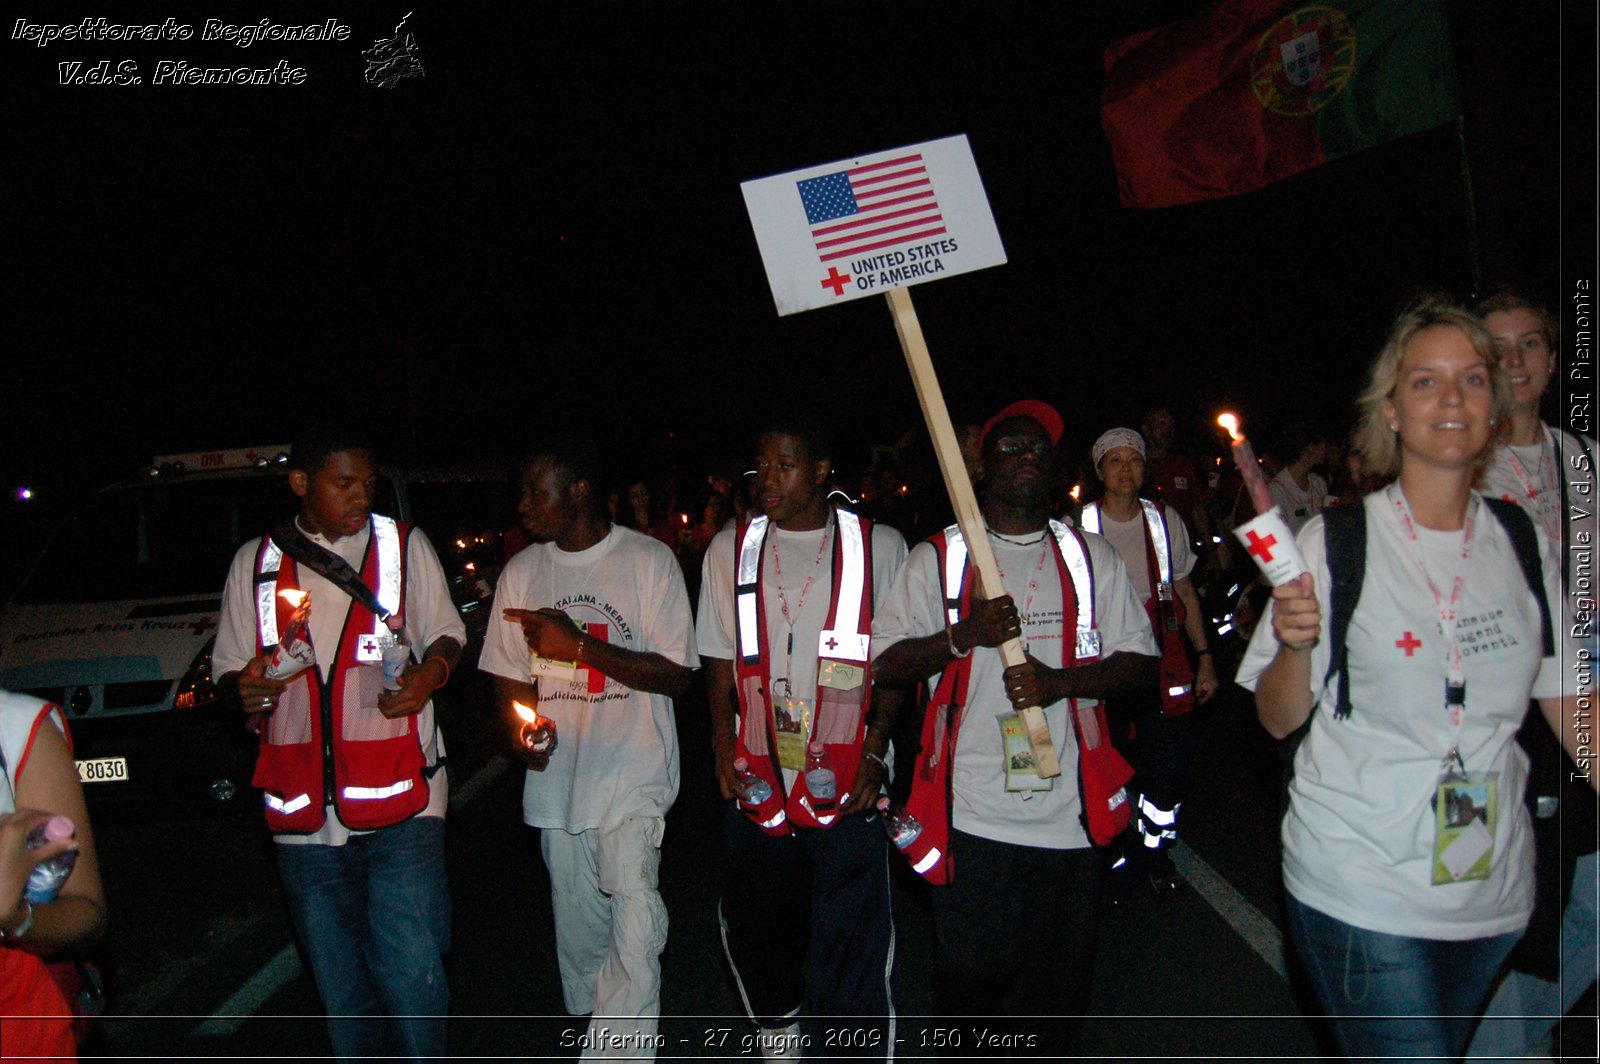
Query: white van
[{"left": 0, "top": 447, "right": 510, "bottom": 817}]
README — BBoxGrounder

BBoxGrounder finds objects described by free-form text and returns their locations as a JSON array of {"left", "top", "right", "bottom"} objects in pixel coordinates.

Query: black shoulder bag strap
[
  {"left": 269, "top": 518, "right": 394, "bottom": 621},
  {"left": 1481, "top": 497, "right": 1554, "bottom": 657}
]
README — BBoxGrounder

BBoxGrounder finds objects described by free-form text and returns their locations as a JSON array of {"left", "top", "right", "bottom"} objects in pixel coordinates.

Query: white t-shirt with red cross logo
[{"left": 1236, "top": 490, "right": 1564, "bottom": 940}]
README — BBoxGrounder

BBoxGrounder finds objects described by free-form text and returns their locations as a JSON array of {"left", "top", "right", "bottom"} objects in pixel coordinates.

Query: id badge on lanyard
[{"left": 1389, "top": 488, "right": 1499, "bottom": 885}]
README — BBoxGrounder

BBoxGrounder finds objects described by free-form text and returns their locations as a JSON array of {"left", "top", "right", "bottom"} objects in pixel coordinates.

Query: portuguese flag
[{"left": 1100, "top": 0, "right": 1459, "bottom": 209}]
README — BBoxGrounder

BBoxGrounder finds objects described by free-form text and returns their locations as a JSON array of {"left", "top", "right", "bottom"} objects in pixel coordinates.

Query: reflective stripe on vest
[
  {"left": 343, "top": 779, "right": 415, "bottom": 801},
  {"left": 738, "top": 513, "right": 871, "bottom": 663},
  {"left": 258, "top": 539, "right": 285, "bottom": 645},
  {"left": 255, "top": 516, "right": 404, "bottom": 648},
  {"left": 911, "top": 846, "right": 943, "bottom": 874},
  {"left": 817, "top": 511, "right": 869, "bottom": 662},
  {"left": 735, "top": 515, "right": 768, "bottom": 663},
  {"left": 1081, "top": 500, "right": 1172, "bottom": 593},
  {"left": 941, "top": 519, "right": 1094, "bottom": 646},
  {"left": 264, "top": 791, "right": 312, "bottom": 815}
]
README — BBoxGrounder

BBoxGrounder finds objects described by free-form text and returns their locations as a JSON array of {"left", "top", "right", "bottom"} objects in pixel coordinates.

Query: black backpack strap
[
  {"left": 1278, "top": 504, "right": 1364, "bottom": 802},
  {"left": 1321, "top": 503, "right": 1368, "bottom": 721},
  {"left": 1482, "top": 497, "right": 1554, "bottom": 658}
]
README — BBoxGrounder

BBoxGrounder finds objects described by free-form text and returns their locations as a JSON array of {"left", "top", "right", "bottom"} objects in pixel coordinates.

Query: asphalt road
[{"left": 72, "top": 671, "right": 1595, "bottom": 1061}]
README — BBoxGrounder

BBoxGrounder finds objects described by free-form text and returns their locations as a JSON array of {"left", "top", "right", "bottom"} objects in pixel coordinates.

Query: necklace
[{"left": 988, "top": 527, "right": 1048, "bottom": 546}]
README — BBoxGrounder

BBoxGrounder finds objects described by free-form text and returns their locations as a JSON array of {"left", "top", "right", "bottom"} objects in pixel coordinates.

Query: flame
[
  {"left": 1069, "top": 484, "right": 1081, "bottom": 501},
  {"left": 1217, "top": 413, "right": 1242, "bottom": 442},
  {"left": 278, "top": 590, "right": 309, "bottom": 608},
  {"left": 513, "top": 701, "right": 540, "bottom": 725},
  {"left": 680, "top": 513, "right": 690, "bottom": 525}
]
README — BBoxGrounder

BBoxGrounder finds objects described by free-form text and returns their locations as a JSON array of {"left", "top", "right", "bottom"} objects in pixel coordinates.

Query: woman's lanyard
[
  {"left": 1498, "top": 429, "right": 1562, "bottom": 548},
  {"left": 1388, "top": 485, "right": 1476, "bottom": 772}
]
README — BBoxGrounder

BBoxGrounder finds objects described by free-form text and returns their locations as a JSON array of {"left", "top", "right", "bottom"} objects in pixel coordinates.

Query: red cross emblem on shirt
[
  {"left": 1395, "top": 631, "right": 1422, "bottom": 657},
  {"left": 820, "top": 267, "right": 852, "bottom": 296},
  {"left": 824, "top": 636, "right": 839, "bottom": 651},
  {"left": 1245, "top": 529, "right": 1278, "bottom": 562},
  {"left": 582, "top": 622, "right": 609, "bottom": 694}
]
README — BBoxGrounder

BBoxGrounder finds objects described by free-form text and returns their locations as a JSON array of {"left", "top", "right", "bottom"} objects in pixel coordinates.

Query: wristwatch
[{"left": 1, "top": 898, "right": 35, "bottom": 942}]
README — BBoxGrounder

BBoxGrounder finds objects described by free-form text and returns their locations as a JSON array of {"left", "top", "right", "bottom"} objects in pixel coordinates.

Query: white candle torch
[
  {"left": 264, "top": 590, "right": 316, "bottom": 679},
  {"left": 1217, "top": 413, "right": 1308, "bottom": 586}
]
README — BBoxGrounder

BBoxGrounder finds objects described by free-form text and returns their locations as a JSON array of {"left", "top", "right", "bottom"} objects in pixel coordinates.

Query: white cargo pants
[{"left": 541, "top": 816, "right": 669, "bottom": 1059}]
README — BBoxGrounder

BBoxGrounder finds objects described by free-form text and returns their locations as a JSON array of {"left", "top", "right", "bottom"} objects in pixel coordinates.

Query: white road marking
[
  {"left": 1172, "top": 841, "right": 1288, "bottom": 982},
  {"left": 189, "top": 944, "right": 301, "bottom": 1037},
  {"left": 450, "top": 752, "right": 512, "bottom": 810},
  {"left": 190, "top": 754, "right": 510, "bottom": 1034}
]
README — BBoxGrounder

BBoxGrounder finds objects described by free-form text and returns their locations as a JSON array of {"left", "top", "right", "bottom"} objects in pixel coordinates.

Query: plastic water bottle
[
  {"left": 379, "top": 618, "right": 412, "bottom": 691},
  {"left": 25, "top": 816, "right": 79, "bottom": 903},
  {"left": 804, "top": 741, "right": 837, "bottom": 814},
  {"left": 875, "top": 797, "right": 942, "bottom": 875},
  {"left": 876, "top": 797, "right": 922, "bottom": 847},
  {"left": 733, "top": 757, "right": 772, "bottom": 804}
]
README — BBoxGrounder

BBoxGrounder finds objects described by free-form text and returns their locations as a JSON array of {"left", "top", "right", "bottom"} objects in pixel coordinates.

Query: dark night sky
[{"left": 4, "top": 1, "right": 1594, "bottom": 506}]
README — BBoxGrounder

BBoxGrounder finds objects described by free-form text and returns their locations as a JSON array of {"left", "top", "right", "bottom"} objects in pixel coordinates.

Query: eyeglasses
[{"left": 994, "top": 437, "right": 1052, "bottom": 458}]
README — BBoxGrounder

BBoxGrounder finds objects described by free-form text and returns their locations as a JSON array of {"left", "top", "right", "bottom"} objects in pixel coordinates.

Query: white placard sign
[{"left": 741, "top": 134, "right": 1007, "bottom": 316}]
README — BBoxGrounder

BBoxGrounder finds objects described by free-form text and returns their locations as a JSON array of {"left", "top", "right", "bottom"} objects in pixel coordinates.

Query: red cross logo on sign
[
  {"left": 1245, "top": 529, "right": 1278, "bottom": 562},
  {"left": 1395, "top": 631, "right": 1422, "bottom": 657},
  {"left": 189, "top": 615, "right": 217, "bottom": 636},
  {"left": 820, "top": 267, "right": 851, "bottom": 296}
]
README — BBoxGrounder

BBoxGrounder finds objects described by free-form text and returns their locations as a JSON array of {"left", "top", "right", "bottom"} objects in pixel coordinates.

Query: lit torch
[
  {"left": 1217, "top": 413, "right": 1308, "bottom": 586},
  {"left": 264, "top": 590, "right": 316, "bottom": 680},
  {"left": 1217, "top": 413, "right": 1275, "bottom": 515},
  {"left": 512, "top": 700, "right": 557, "bottom": 765}
]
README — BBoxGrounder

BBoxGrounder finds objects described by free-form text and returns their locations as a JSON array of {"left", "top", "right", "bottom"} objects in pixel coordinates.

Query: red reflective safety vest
[
  {"left": 1080, "top": 500, "right": 1196, "bottom": 716},
  {"left": 250, "top": 516, "right": 431, "bottom": 833},
  {"left": 902, "top": 521, "right": 1134, "bottom": 884},
  {"left": 731, "top": 510, "right": 874, "bottom": 835}
]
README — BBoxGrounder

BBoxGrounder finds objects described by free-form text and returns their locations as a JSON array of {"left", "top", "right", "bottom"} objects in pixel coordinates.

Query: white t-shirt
[
  {"left": 1268, "top": 468, "right": 1330, "bottom": 535},
  {"left": 478, "top": 525, "right": 698, "bottom": 833},
  {"left": 872, "top": 528, "right": 1158, "bottom": 850},
  {"left": 1083, "top": 502, "right": 1196, "bottom": 602},
  {"left": 696, "top": 512, "right": 907, "bottom": 792},
  {"left": 1477, "top": 426, "right": 1594, "bottom": 570},
  {"left": 1236, "top": 488, "right": 1564, "bottom": 939},
  {"left": 215, "top": 519, "right": 467, "bottom": 846}
]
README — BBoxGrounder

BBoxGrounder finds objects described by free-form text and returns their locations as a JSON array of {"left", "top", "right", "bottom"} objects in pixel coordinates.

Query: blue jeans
[
  {"left": 276, "top": 815, "right": 452, "bottom": 1061},
  {"left": 1287, "top": 896, "right": 1519, "bottom": 1062}
]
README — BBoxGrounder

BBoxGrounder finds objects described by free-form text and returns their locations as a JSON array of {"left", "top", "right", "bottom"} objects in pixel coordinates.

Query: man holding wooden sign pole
[{"left": 873, "top": 402, "right": 1157, "bottom": 1053}]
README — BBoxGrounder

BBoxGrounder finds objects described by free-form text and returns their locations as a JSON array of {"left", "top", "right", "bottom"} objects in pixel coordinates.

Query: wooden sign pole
[{"left": 884, "top": 286, "right": 1061, "bottom": 778}]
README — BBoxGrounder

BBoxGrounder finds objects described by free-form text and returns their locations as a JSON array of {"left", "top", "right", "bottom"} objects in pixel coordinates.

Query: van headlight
[{"left": 174, "top": 638, "right": 218, "bottom": 710}]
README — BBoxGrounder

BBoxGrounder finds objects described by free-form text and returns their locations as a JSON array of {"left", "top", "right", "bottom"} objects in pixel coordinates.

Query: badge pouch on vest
[{"left": 771, "top": 683, "right": 812, "bottom": 772}]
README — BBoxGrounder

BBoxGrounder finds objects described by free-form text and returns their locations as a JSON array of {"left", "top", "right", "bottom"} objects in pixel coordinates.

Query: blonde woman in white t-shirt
[{"left": 1240, "top": 299, "right": 1594, "bottom": 1062}]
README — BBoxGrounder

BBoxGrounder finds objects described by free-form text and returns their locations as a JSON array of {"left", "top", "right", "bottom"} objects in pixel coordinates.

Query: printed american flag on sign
[{"left": 796, "top": 153, "right": 946, "bottom": 264}]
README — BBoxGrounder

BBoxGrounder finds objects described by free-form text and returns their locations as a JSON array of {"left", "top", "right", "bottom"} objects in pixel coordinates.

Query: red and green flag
[{"left": 1100, "top": 0, "right": 1459, "bottom": 209}]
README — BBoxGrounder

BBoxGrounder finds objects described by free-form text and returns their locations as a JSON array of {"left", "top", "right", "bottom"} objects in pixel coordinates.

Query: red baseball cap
[{"left": 980, "top": 400, "right": 1063, "bottom": 449}]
